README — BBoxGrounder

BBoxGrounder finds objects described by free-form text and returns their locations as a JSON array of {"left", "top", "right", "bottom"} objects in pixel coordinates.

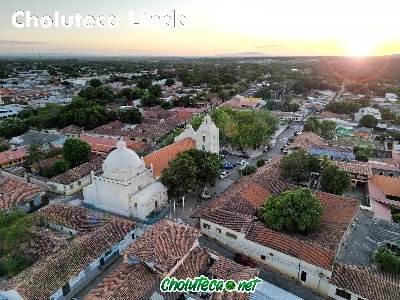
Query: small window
[
  {"left": 202, "top": 145, "right": 205, "bottom": 151},
  {"left": 269, "top": 253, "right": 274, "bottom": 257},
  {"left": 132, "top": 233, "right": 135, "bottom": 239},
  {"left": 134, "top": 203, "right": 137, "bottom": 209},
  {"left": 203, "top": 223, "right": 210, "bottom": 230},
  {"left": 62, "top": 283, "right": 71, "bottom": 296},
  {"left": 301, "top": 271, "right": 307, "bottom": 282},
  {"left": 379, "top": 171, "right": 384, "bottom": 175},
  {"left": 202, "top": 135, "right": 206, "bottom": 142},
  {"left": 226, "top": 232, "right": 237, "bottom": 239},
  {"left": 335, "top": 288, "right": 351, "bottom": 300},
  {"left": 216, "top": 228, "right": 221, "bottom": 234},
  {"left": 261, "top": 255, "right": 266, "bottom": 260},
  {"left": 78, "top": 181, "right": 81, "bottom": 186}
]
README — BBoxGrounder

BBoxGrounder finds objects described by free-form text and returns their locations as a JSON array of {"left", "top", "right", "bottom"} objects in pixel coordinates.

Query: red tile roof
[
  {"left": 192, "top": 159, "right": 360, "bottom": 270},
  {"left": 331, "top": 263, "right": 400, "bottom": 300},
  {"left": 123, "top": 219, "right": 201, "bottom": 273},
  {"left": 220, "top": 98, "right": 259, "bottom": 110},
  {"left": 144, "top": 138, "right": 196, "bottom": 178},
  {"left": 332, "top": 161, "right": 372, "bottom": 177},
  {"left": 0, "top": 148, "right": 28, "bottom": 165},
  {"left": 79, "top": 136, "right": 148, "bottom": 153},
  {"left": 370, "top": 174, "right": 400, "bottom": 198},
  {"left": 0, "top": 177, "right": 45, "bottom": 210}
]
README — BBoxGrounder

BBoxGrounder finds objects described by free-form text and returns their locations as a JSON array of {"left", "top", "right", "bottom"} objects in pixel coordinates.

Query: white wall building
[
  {"left": 354, "top": 107, "right": 382, "bottom": 122},
  {"left": 83, "top": 141, "right": 168, "bottom": 220},
  {"left": 174, "top": 115, "right": 219, "bottom": 154}
]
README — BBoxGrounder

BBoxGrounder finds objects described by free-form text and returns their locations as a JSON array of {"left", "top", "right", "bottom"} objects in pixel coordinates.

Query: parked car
[
  {"left": 237, "top": 160, "right": 249, "bottom": 166},
  {"left": 239, "top": 154, "right": 250, "bottom": 159},
  {"left": 220, "top": 171, "right": 230, "bottom": 179},
  {"left": 220, "top": 149, "right": 231, "bottom": 155},
  {"left": 223, "top": 162, "right": 236, "bottom": 169},
  {"left": 234, "top": 254, "right": 255, "bottom": 268}
]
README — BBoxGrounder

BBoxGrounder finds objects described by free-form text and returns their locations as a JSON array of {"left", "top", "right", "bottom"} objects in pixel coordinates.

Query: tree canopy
[
  {"left": 373, "top": 246, "right": 400, "bottom": 274},
  {"left": 359, "top": 114, "right": 378, "bottom": 128},
  {"left": 304, "top": 116, "right": 336, "bottom": 140},
  {"left": 162, "top": 157, "right": 198, "bottom": 197},
  {"left": 63, "top": 138, "right": 91, "bottom": 168},
  {"left": 320, "top": 164, "right": 351, "bottom": 195},
  {"left": 259, "top": 188, "right": 324, "bottom": 233},
  {"left": 212, "top": 107, "right": 278, "bottom": 150},
  {"left": 279, "top": 149, "right": 321, "bottom": 182},
  {"left": 178, "top": 149, "right": 221, "bottom": 187}
]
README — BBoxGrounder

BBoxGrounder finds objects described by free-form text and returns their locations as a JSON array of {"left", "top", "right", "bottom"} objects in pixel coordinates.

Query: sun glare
[{"left": 346, "top": 41, "right": 374, "bottom": 57}]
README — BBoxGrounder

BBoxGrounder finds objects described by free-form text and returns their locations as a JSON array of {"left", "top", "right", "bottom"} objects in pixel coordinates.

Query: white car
[
  {"left": 237, "top": 160, "right": 249, "bottom": 166},
  {"left": 220, "top": 171, "right": 230, "bottom": 179}
]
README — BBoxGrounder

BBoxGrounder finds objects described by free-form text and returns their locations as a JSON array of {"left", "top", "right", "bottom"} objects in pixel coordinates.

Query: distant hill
[{"left": 215, "top": 52, "right": 269, "bottom": 57}]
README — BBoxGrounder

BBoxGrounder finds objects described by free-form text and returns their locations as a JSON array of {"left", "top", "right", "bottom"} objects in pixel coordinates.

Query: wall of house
[
  {"left": 200, "top": 219, "right": 331, "bottom": 297},
  {"left": 47, "top": 175, "right": 92, "bottom": 196},
  {"left": 328, "top": 284, "right": 364, "bottom": 300}
]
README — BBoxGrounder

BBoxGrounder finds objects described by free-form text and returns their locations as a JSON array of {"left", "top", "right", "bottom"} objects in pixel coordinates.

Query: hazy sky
[{"left": 0, "top": 0, "right": 399, "bottom": 56}]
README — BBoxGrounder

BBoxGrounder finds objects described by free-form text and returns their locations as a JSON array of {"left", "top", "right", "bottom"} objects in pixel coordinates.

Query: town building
[
  {"left": 0, "top": 176, "right": 46, "bottom": 211},
  {"left": 86, "top": 219, "right": 260, "bottom": 300},
  {"left": 9, "top": 130, "right": 67, "bottom": 150},
  {"left": 0, "top": 148, "right": 27, "bottom": 169},
  {"left": 354, "top": 107, "right": 382, "bottom": 122},
  {"left": 174, "top": 114, "right": 220, "bottom": 154},
  {"left": 329, "top": 210, "right": 400, "bottom": 300},
  {"left": 352, "top": 127, "right": 373, "bottom": 140},
  {"left": 0, "top": 203, "right": 138, "bottom": 300},
  {"left": 274, "top": 111, "right": 305, "bottom": 122},
  {"left": 332, "top": 161, "right": 372, "bottom": 187},
  {"left": 220, "top": 98, "right": 260, "bottom": 110},
  {"left": 191, "top": 161, "right": 360, "bottom": 297},
  {"left": 83, "top": 141, "right": 168, "bottom": 220}
]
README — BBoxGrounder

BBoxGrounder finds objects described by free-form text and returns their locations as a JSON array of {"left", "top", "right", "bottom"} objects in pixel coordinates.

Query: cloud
[
  {"left": 253, "top": 44, "right": 285, "bottom": 49},
  {"left": 0, "top": 40, "right": 52, "bottom": 45}
]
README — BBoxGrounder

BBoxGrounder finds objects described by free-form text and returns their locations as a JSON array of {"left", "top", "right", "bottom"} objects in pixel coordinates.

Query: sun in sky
[{"left": 346, "top": 41, "right": 374, "bottom": 57}]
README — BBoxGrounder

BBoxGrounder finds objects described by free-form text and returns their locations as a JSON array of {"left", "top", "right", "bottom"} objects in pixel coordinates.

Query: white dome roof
[{"left": 102, "top": 141, "right": 144, "bottom": 180}]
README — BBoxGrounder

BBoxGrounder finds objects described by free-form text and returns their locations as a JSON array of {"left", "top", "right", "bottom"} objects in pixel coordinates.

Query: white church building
[
  {"left": 83, "top": 141, "right": 168, "bottom": 220},
  {"left": 174, "top": 114, "right": 219, "bottom": 154}
]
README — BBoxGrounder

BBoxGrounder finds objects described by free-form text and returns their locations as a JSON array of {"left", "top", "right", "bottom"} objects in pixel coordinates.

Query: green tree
[
  {"left": 0, "top": 143, "right": 9, "bottom": 152},
  {"left": 162, "top": 157, "right": 198, "bottom": 197},
  {"left": 116, "top": 108, "right": 142, "bottom": 124},
  {"left": 256, "top": 159, "right": 266, "bottom": 167},
  {"left": 359, "top": 114, "right": 378, "bottom": 128},
  {"left": 379, "top": 108, "right": 395, "bottom": 121},
  {"left": 0, "top": 118, "right": 28, "bottom": 139},
  {"left": 178, "top": 149, "right": 221, "bottom": 187},
  {"left": 165, "top": 78, "right": 175, "bottom": 87},
  {"left": 89, "top": 78, "right": 103, "bottom": 87},
  {"left": 320, "top": 120, "right": 337, "bottom": 140},
  {"left": 136, "top": 78, "right": 152, "bottom": 90},
  {"left": 141, "top": 92, "right": 161, "bottom": 107},
  {"left": 279, "top": 149, "right": 320, "bottom": 182},
  {"left": 25, "top": 144, "right": 45, "bottom": 172},
  {"left": 148, "top": 85, "right": 163, "bottom": 98},
  {"left": 51, "top": 159, "right": 70, "bottom": 177},
  {"left": 63, "top": 138, "right": 91, "bottom": 168},
  {"left": 303, "top": 116, "right": 320, "bottom": 133},
  {"left": 259, "top": 188, "right": 324, "bottom": 233},
  {"left": 373, "top": 246, "right": 400, "bottom": 274},
  {"left": 240, "top": 166, "right": 257, "bottom": 176},
  {"left": 320, "top": 164, "right": 351, "bottom": 195}
]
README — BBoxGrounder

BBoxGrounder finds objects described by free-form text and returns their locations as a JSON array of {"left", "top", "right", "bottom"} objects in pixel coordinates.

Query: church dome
[{"left": 102, "top": 141, "right": 144, "bottom": 180}]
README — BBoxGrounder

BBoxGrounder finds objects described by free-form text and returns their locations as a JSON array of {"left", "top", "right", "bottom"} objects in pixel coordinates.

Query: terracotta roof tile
[
  {"left": 122, "top": 220, "right": 201, "bottom": 273},
  {"left": 332, "top": 161, "right": 372, "bottom": 177},
  {"left": 370, "top": 174, "right": 400, "bottom": 198},
  {"left": 331, "top": 263, "right": 400, "bottom": 300},
  {"left": 144, "top": 138, "right": 196, "bottom": 178},
  {"left": 0, "top": 147, "right": 28, "bottom": 165},
  {"left": 0, "top": 177, "right": 45, "bottom": 210}
]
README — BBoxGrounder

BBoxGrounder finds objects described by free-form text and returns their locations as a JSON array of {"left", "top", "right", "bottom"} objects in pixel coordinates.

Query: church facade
[
  {"left": 174, "top": 114, "right": 219, "bottom": 154},
  {"left": 83, "top": 141, "right": 168, "bottom": 220}
]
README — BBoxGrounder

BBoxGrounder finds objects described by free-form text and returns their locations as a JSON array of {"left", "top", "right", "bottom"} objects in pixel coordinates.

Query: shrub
[{"left": 256, "top": 159, "right": 266, "bottom": 167}]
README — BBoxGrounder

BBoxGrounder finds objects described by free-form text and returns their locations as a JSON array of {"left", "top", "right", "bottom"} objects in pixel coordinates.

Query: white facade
[
  {"left": 83, "top": 141, "right": 168, "bottom": 220},
  {"left": 174, "top": 115, "right": 219, "bottom": 154},
  {"left": 199, "top": 219, "right": 332, "bottom": 297},
  {"left": 354, "top": 107, "right": 382, "bottom": 122}
]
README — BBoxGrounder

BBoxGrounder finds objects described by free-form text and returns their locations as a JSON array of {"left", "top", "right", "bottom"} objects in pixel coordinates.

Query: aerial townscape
[{"left": 1, "top": 1, "right": 400, "bottom": 300}]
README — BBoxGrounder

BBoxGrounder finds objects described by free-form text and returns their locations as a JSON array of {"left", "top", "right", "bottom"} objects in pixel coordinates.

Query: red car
[{"left": 234, "top": 254, "right": 255, "bottom": 268}]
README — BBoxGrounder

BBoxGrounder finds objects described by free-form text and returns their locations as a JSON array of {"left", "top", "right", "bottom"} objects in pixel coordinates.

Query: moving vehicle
[
  {"left": 220, "top": 171, "right": 230, "bottom": 179},
  {"left": 223, "top": 162, "right": 236, "bottom": 169},
  {"left": 234, "top": 254, "right": 255, "bottom": 268},
  {"left": 237, "top": 160, "right": 249, "bottom": 166}
]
